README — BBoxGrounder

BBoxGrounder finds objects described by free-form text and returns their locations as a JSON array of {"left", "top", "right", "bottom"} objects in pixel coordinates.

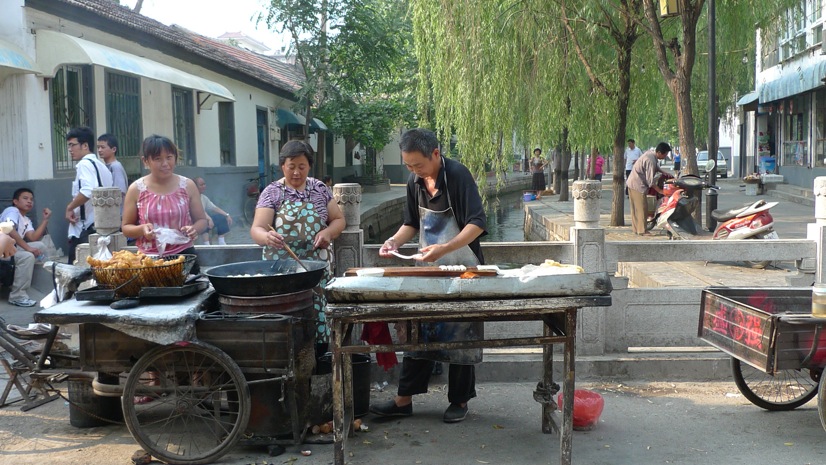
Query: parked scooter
[{"left": 649, "top": 162, "right": 779, "bottom": 269}]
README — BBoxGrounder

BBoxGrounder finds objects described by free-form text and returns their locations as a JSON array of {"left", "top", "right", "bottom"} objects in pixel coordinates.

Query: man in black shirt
[{"left": 375, "top": 128, "right": 487, "bottom": 423}]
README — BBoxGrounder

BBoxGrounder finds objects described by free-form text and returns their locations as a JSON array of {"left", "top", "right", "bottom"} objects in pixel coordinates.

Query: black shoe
[
  {"left": 432, "top": 361, "right": 443, "bottom": 376},
  {"left": 370, "top": 399, "right": 412, "bottom": 417},
  {"left": 443, "top": 403, "right": 468, "bottom": 423}
]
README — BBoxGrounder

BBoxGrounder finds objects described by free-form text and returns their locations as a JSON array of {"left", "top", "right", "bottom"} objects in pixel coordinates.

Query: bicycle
[
  {"left": 243, "top": 165, "right": 279, "bottom": 226},
  {"left": 243, "top": 174, "right": 266, "bottom": 226}
]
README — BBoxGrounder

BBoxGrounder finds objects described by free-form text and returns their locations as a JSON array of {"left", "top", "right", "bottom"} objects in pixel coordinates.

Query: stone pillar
[
  {"left": 332, "top": 183, "right": 363, "bottom": 277},
  {"left": 813, "top": 177, "right": 826, "bottom": 282},
  {"left": 90, "top": 187, "right": 126, "bottom": 261},
  {"left": 572, "top": 180, "right": 601, "bottom": 229},
  {"left": 571, "top": 180, "right": 606, "bottom": 356},
  {"left": 91, "top": 187, "right": 122, "bottom": 235}
]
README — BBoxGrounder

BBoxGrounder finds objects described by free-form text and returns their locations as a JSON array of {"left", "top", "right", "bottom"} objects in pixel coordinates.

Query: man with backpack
[{"left": 64, "top": 127, "right": 113, "bottom": 264}]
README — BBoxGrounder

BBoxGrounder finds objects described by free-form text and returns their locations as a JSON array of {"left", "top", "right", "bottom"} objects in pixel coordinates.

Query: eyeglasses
[{"left": 67, "top": 142, "right": 80, "bottom": 148}]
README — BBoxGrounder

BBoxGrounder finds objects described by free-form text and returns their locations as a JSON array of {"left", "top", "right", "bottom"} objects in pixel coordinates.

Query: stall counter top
[{"left": 34, "top": 289, "right": 214, "bottom": 345}]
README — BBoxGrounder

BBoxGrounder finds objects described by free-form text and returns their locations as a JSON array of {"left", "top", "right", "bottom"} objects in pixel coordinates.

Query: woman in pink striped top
[{"left": 122, "top": 135, "right": 207, "bottom": 271}]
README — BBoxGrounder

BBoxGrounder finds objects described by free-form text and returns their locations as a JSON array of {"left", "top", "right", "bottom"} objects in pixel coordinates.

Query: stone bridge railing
[{"left": 329, "top": 179, "right": 826, "bottom": 357}]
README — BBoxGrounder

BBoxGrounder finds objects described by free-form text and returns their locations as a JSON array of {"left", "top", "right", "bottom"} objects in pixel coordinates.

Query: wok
[{"left": 204, "top": 259, "right": 327, "bottom": 296}]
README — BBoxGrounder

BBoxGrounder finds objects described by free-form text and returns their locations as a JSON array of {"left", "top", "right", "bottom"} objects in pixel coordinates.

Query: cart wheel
[
  {"left": 817, "top": 378, "right": 826, "bottom": 432},
  {"left": 122, "top": 341, "right": 250, "bottom": 465},
  {"left": 732, "top": 358, "right": 817, "bottom": 411}
]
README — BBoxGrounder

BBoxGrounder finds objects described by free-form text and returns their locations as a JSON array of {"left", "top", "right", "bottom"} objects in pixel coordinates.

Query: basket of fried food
[{"left": 86, "top": 250, "right": 197, "bottom": 297}]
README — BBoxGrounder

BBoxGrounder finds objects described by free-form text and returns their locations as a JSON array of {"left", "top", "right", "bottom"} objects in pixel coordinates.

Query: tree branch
[{"left": 560, "top": 0, "right": 614, "bottom": 99}]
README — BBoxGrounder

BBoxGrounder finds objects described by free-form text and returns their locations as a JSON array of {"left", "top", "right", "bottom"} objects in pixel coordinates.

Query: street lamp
[{"left": 706, "top": 0, "right": 718, "bottom": 231}]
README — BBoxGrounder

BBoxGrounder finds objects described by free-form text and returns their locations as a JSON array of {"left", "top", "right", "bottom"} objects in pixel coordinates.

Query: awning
[
  {"left": 736, "top": 91, "right": 759, "bottom": 112},
  {"left": 35, "top": 30, "right": 234, "bottom": 107},
  {"left": 276, "top": 108, "right": 328, "bottom": 132},
  {"left": 758, "top": 59, "right": 826, "bottom": 103},
  {"left": 0, "top": 38, "right": 39, "bottom": 84},
  {"left": 276, "top": 108, "right": 306, "bottom": 127}
]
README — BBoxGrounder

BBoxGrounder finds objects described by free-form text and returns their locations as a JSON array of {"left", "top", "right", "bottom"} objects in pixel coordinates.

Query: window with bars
[
  {"left": 50, "top": 65, "right": 94, "bottom": 173},
  {"left": 218, "top": 102, "right": 236, "bottom": 166},
  {"left": 105, "top": 72, "right": 142, "bottom": 181},
  {"left": 172, "top": 87, "right": 196, "bottom": 166}
]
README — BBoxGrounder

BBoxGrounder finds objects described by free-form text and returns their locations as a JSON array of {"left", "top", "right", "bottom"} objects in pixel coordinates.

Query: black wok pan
[{"left": 204, "top": 259, "right": 327, "bottom": 296}]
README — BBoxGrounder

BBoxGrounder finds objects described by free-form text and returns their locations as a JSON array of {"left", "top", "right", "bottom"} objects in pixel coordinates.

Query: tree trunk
[
  {"left": 610, "top": 36, "right": 634, "bottom": 226},
  {"left": 133, "top": 0, "right": 144, "bottom": 13},
  {"left": 559, "top": 96, "right": 572, "bottom": 202},
  {"left": 672, "top": 77, "right": 702, "bottom": 222}
]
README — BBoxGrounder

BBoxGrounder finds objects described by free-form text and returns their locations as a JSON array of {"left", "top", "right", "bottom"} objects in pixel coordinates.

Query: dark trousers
[
  {"left": 397, "top": 356, "right": 476, "bottom": 404},
  {"left": 67, "top": 225, "right": 95, "bottom": 265}
]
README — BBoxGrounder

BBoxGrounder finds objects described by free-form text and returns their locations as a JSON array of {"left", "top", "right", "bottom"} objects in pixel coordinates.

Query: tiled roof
[{"left": 29, "top": 0, "right": 302, "bottom": 95}]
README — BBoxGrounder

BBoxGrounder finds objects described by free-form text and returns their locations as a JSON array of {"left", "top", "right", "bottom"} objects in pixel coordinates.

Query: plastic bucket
[
  {"left": 68, "top": 377, "right": 123, "bottom": 428},
  {"left": 317, "top": 353, "right": 371, "bottom": 417},
  {"left": 523, "top": 191, "right": 537, "bottom": 202}
]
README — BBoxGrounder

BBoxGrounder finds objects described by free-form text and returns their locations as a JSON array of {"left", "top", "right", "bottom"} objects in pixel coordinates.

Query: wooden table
[{"left": 326, "top": 293, "right": 611, "bottom": 465}]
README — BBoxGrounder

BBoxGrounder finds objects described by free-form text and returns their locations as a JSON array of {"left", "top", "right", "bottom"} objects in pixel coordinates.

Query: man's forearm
[{"left": 66, "top": 193, "right": 89, "bottom": 212}]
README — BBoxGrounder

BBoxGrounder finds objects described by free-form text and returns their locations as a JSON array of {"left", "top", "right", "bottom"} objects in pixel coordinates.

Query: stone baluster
[
  {"left": 332, "top": 183, "right": 363, "bottom": 277},
  {"left": 812, "top": 177, "right": 826, "bottom": 283},
  {"left": 88, "top": 187, "right": 126, "bottom": 262},
  {"left": 571, "top": 180, "right": 606, "bottom": 356}
]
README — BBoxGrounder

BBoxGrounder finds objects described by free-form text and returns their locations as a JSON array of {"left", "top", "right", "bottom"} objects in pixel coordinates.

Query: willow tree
[
  {"left": 412, "top": 0, "right": 606, "bottom": 200},
  {"left": 558, "top": 0, "right": 647, "bottom": 224},
  {"left": 639, "top": 0, "right": 797, "bottom": 176}
]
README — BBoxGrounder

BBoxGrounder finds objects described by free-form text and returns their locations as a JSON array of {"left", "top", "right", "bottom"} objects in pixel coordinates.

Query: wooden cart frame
[{"left": 327, "top": 294, "right": 611, "bottom": 465}]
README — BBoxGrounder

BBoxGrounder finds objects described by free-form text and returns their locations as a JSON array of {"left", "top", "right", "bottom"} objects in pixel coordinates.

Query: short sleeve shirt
[
  {"left": 403, "top": 156, "right": 488, "bottom": 263},
  {"left": 257, "top": 177, "right": 332, "bottom": 222},
  {"left": 0, "top": 206, "right": 32, "bottom": 238},
  {"left": 624, "top": 146, "right": 643, "bottom": 171}
]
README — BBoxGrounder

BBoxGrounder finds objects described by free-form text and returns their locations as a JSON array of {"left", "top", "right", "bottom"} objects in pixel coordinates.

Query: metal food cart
[
  {"left": 325, "top": 271, "right": 613, "bottom": 465},
  {"left": 30, "top": 278, "right": 318, "bottom": 465},
  {"left": 699, "top": 287, "right": 826, "bottom": 426}
]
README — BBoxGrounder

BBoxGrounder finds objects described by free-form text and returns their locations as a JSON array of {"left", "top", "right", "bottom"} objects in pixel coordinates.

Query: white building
[
  {"left": 740, "top": 2, "right": 826, "bottom": 188},
  {"left": 0, "top": 0, "right": 340, "bottom": 252}
]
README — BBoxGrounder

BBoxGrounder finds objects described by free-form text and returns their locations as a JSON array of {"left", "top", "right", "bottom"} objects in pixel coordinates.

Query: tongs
[{"left": 390, "top": 250, "right": 423, "bottom": 260}]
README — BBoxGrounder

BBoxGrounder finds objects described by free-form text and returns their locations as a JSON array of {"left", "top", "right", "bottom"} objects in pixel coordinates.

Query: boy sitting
[{"left": 0, "top": 188, "right": 51, "bottom": 307}]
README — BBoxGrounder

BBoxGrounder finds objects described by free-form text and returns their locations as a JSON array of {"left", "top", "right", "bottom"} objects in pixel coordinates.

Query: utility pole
[{"left": 706, "top": 0, "right": 718, "bottom": 231}]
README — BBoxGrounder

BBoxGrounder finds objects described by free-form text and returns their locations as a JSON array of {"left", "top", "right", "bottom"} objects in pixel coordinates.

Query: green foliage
[{"left": 260, "top": 0, "right": 416, "bottom": 152}]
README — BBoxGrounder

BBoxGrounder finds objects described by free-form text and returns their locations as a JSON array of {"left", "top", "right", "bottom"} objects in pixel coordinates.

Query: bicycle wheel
[
  {"left": 731, "top": 358, "right": 817, "bottom": 411},
  {"left": 122, "top": 341, "right": 250, "bottom": 465},
  {"left": 244, "top": 196, "right": 258, "bottom": 226}
]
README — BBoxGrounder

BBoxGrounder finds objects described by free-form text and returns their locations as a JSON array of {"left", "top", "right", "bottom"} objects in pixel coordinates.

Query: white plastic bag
[
  {"left": 94, "top": 235, "right": 113, "bottom": 261},
  {"left": 153, "top": 227, "right": 190, "bottom": 255}
]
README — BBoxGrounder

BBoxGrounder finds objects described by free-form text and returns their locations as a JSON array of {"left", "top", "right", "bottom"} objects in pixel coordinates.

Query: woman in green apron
[{"left": 250, "top": 141, "right": 346, "bottom": 350}]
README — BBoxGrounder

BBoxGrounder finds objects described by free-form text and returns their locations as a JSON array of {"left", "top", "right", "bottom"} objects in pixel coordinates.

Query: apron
[
  {"left": 263, "top": 181, "right": 333, "bottom": 344},
  {"left": 409, "top": 159, "right": 483, "bottom": 364}
]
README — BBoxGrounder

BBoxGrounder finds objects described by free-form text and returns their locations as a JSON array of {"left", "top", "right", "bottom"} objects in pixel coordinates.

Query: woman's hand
[
  {"left": 419, "top": 244, "right": 449, "bottom": 263},
  {"left": 266, "top": 228, "right": 285, "bottom": 249},
  {"left": 141, "top": 223, "right": 155, "bottom": 240},
  {"left": 313, "top": 229, "right": 334, "bottom": 250},
  {"left": 181, "top": 225, "right": 199, "bottom": 241}
]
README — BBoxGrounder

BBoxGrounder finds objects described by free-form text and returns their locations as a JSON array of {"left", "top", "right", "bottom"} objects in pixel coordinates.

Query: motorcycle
[{"left": 648, "top": 165, "right": 779, "bottom": 269}]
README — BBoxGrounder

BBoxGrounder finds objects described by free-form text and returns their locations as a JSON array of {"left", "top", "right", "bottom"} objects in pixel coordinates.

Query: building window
[
  {"left": 172, "top": 87, "right": 196, "bottom": 166},
  {"left": 781, "top": 94, "right": 810, "bottom": 166},
  {"left": 218, "top": 102, "right": 235, "bottom": 166},
  {"left": 105, "top": 72, "right": 142, "bottom": 180},
  {"left": 50, "top": 65, "right": 93, "bottom": 173}
]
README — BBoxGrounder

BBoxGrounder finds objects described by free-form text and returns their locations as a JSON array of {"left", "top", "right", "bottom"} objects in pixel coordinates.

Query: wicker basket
[{"left": 91, "top": 254, "right": 197, "bottom": 297}]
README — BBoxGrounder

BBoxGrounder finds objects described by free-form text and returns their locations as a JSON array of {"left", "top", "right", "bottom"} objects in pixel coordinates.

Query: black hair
[
  {"left": 399, "top": 128, "right": 439, "bottom": 159},
  {"left": 627, "top": 138, "right": 635, "bottom": 144},
  {"left": 141, "top": 134, "right": 179, "bottom": 161},
  {"left": 12, "top": 188, "right": 33, "bottom": 201},
  {"left": 66, "top": 126, "right": 95, "bottom": 149},
  {"left": 97, "top": 133, "right": 119, "bottom": 153},
  {"left": 279, "top": 140, "right": 314, "bottom": 167},
  {"left": 655, "top": 142, "right": 672, "bottom": 155},
  {"left": 322, "top": 175, "right": 332, "bottom": 184},
  {"left": 534, "top": 148, "right": 542, "bottom": 154}
]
